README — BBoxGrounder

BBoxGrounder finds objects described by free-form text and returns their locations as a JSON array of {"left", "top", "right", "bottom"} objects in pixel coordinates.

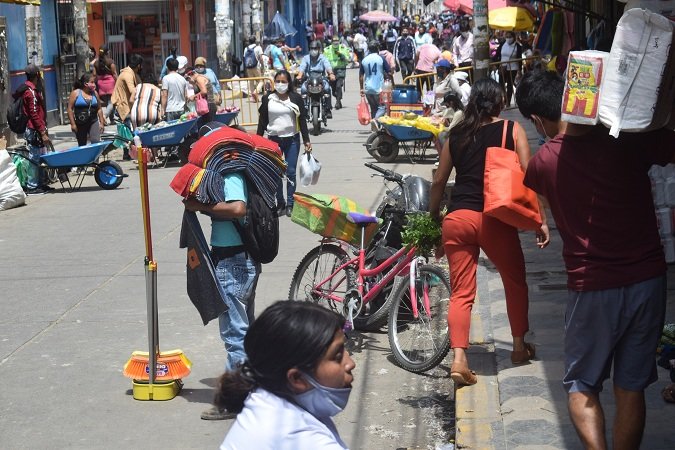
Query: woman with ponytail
[
  {"left": 216, "top": 301, "right": 354, "bottom": 449},
  {"left": 429, "top": 78, "right": 541, "bottom": 386},
  {"left": 93, "top": 45, "right": 118, "bottom": 124}
]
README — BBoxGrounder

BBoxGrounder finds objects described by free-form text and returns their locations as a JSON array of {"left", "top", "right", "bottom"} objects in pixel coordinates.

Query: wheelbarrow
[
  {"left": 11, "top": 140, "right": 127, "bottom": 191},
  {"left": 136, "top": 118, "right": 198, "bottom": 167},
  {"left": 364, "top": 121, "right": 435, "bottom": 163}
]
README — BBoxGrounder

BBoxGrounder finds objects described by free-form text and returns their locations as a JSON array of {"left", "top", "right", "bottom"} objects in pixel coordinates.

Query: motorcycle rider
[
  {"left": 297, "top": 40, "right": 335, "bottom": 119},
  {"left": 323, "top": 36, "right": 350, "bottom": 109}
]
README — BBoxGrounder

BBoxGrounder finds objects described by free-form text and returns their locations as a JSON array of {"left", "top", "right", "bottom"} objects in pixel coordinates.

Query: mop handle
[{"left": 137, "top": 140, "right": 154, "bottom": 262}]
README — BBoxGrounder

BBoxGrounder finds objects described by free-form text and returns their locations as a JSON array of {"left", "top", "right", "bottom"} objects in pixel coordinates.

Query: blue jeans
[
  {"left": 214, "top": 251, "right": 260, "bottom": 372},
  {"left": 24, "top": 128, "right": 43, "bottom": 189},
  {"left": 270, "top": 134, "right": 300, "bottom": 207}
]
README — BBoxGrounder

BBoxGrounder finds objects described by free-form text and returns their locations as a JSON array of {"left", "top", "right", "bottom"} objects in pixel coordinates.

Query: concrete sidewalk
[{"left": 454, "top": 109, "right": 675, "bottom": 450}]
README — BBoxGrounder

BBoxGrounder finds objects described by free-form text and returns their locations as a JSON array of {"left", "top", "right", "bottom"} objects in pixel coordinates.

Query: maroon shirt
[
  {"left": 15, "top": 80, "right": 47, "bottom": 133},
  {"left": 524, "top": 126, "right": 675, "bottom": 291}
]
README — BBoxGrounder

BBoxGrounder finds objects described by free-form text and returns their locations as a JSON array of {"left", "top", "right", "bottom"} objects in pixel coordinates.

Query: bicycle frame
[{"left": 311, "top": 242, "right": 429, "bottom": 320}]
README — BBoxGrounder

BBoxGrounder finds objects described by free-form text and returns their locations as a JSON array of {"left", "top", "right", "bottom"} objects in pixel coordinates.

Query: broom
[{"left": 123, "top": 139, "right": 190, "bottom": 383}]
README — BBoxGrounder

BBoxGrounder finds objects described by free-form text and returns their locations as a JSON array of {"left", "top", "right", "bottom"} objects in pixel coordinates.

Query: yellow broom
[{"left": 123, "top": 140, "right": 190, "bottom": 393}]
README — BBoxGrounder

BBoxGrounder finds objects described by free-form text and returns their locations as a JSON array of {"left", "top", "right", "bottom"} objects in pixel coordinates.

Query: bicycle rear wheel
[
  {"left": 288, "top": 244, "right": 355, "bottom": 315},
  {"left": 388, "top": 264, "right": 451, "bottom": 373}
]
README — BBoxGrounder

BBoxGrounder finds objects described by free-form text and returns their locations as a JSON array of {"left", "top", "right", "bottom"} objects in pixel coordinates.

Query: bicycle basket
[{"left": 291, "top": 192, "right": 381, "bottom": 247}]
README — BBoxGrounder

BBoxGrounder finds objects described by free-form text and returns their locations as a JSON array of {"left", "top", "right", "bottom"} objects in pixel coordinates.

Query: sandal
[
  {"left": 511, "top": 342, "right": 536, "bottom": 365},
  {"left": 450, "top": 365, "right": 478, "bottom": 386},
  {"left": 662, "top": 384, "right": 675, "bottom": 404}
]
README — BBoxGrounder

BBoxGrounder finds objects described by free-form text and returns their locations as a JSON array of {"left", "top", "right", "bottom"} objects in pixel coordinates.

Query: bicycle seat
[{"left": 347, "top": 212, "right": 378, "bottom": 225}]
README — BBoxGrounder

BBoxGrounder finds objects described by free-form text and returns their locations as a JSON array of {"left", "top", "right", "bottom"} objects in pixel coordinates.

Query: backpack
[
  {"left": 386, "top": 29, "right": 395, "bottom": 39},
  {"left": 398, "top": 38, "right": 414, "bottom": 60},
  {"left": 233, "top": 180, "right": 279, "bottom": 264},
  {"left": 244, "top": 46, "right": 258, "bottom": 69},
  {"left": 7, "top": 86, "right": 32, "bottom": 135}
]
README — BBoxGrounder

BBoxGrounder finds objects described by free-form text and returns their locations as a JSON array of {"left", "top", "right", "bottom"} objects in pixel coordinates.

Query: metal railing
[
  {"left": 218, "top": 76, "right": 275, "bottom": 128},
  {"left": 402, "top": 56, "right": 544, "bottom": 108}
]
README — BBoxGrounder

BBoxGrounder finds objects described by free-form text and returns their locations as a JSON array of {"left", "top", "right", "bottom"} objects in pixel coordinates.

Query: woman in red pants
[{"left": 429, "top": 78, "right": 549, "bottom": 386}]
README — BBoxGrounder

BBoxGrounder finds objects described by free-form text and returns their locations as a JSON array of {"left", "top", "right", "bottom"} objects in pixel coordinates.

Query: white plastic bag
[
  {"left": 0, "top": 151, "right": 26, "bottom": 211},
  {"left": 298, "top": 152, "right": 322, "bottom": 187}
]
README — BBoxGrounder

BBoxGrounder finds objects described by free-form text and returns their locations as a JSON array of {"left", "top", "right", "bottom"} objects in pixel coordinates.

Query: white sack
[
  {"left": 598, "top": 8, "right": 675, "bottom": 137},
  {"left": 0, "top": 151, "right": 26, "bottom": 211}
]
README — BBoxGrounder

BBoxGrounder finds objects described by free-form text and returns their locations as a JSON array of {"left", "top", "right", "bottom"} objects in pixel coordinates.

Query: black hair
[
  {"left": 73, "top": 72, "right": 94, "bottom": 90},
  {"left": 166, "top": 57, "right": 179, "bottom": 72},
  {"left": 309, "top": 40, "right": 322, "bottom": 50},
  {"left": 273, "top": 69, "right": 294, "bottom": 90},
  {"left": 129, "top": 54, "right": 144, "bottom": 69},
  {"left": 214, "top": 301, "right": 345, "bottom": 413},
  {"left": 515, "top": 70, "right": 564, "bottom": 121},
  {"left": 248, "top": 36, "right": 257, "bottom": 45},
  {"left": 452, "top": 77, "right": 505, "bottom": 150},
  {"left": 443, "top": 92, "right": 464, "bottom": 112},
  {"left": 460, "top": 21, "right": 471, "bottom": 33},
  {"left": 169, "top": 46, "right": 177, "bottom": 58},
  {"left": 368, "top": 40, "right": 380, "bottom": 54}
]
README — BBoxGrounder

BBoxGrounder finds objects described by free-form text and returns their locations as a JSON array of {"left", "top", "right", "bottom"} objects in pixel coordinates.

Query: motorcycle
[
  {"left": 303, "top": 72, "right": 331, "bottom": 136},
  {"left": 331, "top": 68, "right": 347, "bottom": 109}
]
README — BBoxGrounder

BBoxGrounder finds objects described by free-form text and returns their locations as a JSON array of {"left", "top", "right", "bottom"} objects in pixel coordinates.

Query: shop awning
[{"left": 0, "top": 0, "right": 41, "bottom": 5}]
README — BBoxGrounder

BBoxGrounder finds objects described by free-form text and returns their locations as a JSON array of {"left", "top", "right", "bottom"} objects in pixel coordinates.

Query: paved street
[
  {"left": 2, "top": 68, "right": 674, "bottom": 450},
  {"left": 0, "top": 70, "right": 454, "bottom": 449}
]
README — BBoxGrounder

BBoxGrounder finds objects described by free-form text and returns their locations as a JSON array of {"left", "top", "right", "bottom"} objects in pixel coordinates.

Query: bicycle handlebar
[{"left": 364, "top": 162, "right": 403, "bottom": 183}]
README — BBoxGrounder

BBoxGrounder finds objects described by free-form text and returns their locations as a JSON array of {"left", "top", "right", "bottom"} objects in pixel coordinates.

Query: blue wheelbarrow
[
  {"left": 135, "top": 118, "right": 198, "bottom": 167},
  {"left": 364, "top": 121, "right": 435, "bottom": 163},
  {"left": 10, "top": 141, "right": 127, "bottom": 191}
]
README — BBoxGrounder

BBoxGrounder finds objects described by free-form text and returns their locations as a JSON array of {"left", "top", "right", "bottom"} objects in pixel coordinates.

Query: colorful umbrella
[
  {"left": 359, "top": 10, "right": 398, "bottom": 22},
  {"left": 489, "top": 7, "right": 535, "bottom": 31}
]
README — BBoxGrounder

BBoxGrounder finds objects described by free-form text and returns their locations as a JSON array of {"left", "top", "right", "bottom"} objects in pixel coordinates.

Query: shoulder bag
[{"left": 483, "top": 120, "right": 542, "bottom": 230}]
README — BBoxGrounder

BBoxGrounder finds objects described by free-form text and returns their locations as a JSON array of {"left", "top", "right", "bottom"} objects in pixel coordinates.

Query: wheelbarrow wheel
[
  {"left": 95, "top": 160, "right": 124, "bottom": 190},
  {"left": 370, "top": 134, "right": 399, "bottom": 163}
]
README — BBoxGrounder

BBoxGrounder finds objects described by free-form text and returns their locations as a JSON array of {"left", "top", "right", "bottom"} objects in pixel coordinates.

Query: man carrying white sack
[{"left": 516, "top": 69, "right": 675, "bottom": 450}]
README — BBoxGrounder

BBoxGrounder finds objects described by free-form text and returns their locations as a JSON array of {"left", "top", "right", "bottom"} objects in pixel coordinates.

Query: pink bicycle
[{"left": 289, "top": 201, "right": 451, "bottom": 373}]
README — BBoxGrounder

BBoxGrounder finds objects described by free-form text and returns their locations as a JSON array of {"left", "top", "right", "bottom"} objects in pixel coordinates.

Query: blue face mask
[{"left": 293, "top": 372, "right": 351, "bottom": 418}]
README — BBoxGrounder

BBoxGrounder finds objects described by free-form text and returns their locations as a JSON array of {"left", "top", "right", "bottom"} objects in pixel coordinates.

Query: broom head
[{"left": 123, "top": 349, "right": 192, "bottom": 381}]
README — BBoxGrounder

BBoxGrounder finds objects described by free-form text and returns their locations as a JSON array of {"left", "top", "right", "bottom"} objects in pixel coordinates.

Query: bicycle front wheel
[
  {"left": 288, "top": 244, "right": 355, "bottom": 315},
  {"left": 388, "top": 264, "right": 451, "bottom": 373}
]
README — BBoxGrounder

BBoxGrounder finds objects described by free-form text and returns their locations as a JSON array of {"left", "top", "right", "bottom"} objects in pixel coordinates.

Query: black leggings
[
  {"left": 75, "top": 120, "right": 101, "bottom": 147},
  {"left": 414, "top": 70, "right": 434, "bottom": 94}
]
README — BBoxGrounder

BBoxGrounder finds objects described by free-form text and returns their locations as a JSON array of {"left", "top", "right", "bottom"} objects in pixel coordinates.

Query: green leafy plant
[{"left": 401, "top": 212, "right": 442, "bottom": 256}]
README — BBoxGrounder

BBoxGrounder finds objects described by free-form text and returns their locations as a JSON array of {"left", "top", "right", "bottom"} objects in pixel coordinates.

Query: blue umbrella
[{"left": 264, "top": 11, "right": 297, "bottom": 40}]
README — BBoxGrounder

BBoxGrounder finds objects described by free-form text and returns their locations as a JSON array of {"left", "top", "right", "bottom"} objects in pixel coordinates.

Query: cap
[
  {"left": 455, "top": 71, "right": 469, "bottom": 81},
  {"left": 435, "top": 59, "right": 452, "bottom": 69},
  {"left": 25, "top": 64, "right": 40, "bottom": 76},
  {"left": 176, "top": 56, "right": 188, "bottom": 70},
  {"left": 194, "top": 56, "right": 207, "bottom": 67}
]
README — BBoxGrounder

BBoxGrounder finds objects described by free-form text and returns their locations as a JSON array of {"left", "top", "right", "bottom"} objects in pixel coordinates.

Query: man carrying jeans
[
  {"left": 183, "top": 171, "right": 260, "bottom": 420},
  {"left": 16, "top": 64, "right": 51, "bottom": 195}
]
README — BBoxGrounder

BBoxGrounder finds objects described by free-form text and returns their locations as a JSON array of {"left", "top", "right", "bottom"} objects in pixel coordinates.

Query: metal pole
[
  {"left": 472, "top": 0, "right": 490, "bottom": 82},
  {"left": 73, "top": 0, "right": 90, "bottom": 77}
]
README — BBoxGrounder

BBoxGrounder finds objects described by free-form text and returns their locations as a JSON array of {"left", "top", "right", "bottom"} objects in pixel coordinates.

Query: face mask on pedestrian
[
  {"left": 532, "top": 115, "right": 551, "bottom": 140},
  {"left": 195, "top": 67, "right": 206, "bottom": 74},
  {"left": 461, "top": 31, "right": 470, "bottom": 39},
  {"left": 506, "top": 37, "right": 515, "bottom": 45},
  {"left": 332, "top": 43, "right": 339, "bottom": 49},
  {"left": 85, "top": 82, "right": 96, "bottom": 91},
  {"left": 293, "top": 372, "right": 351, "bottom": 418},
  {"left": 275, "top": 82, "right": 289, "bottom": 94},
  {"left": 310, "top": 49, "right": 319, "bottom": 58}
]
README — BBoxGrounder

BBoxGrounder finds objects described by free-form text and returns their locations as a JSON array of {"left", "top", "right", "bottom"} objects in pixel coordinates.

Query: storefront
[{"left": 87, "top": 0, "right": 198, "bottom": 82}]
